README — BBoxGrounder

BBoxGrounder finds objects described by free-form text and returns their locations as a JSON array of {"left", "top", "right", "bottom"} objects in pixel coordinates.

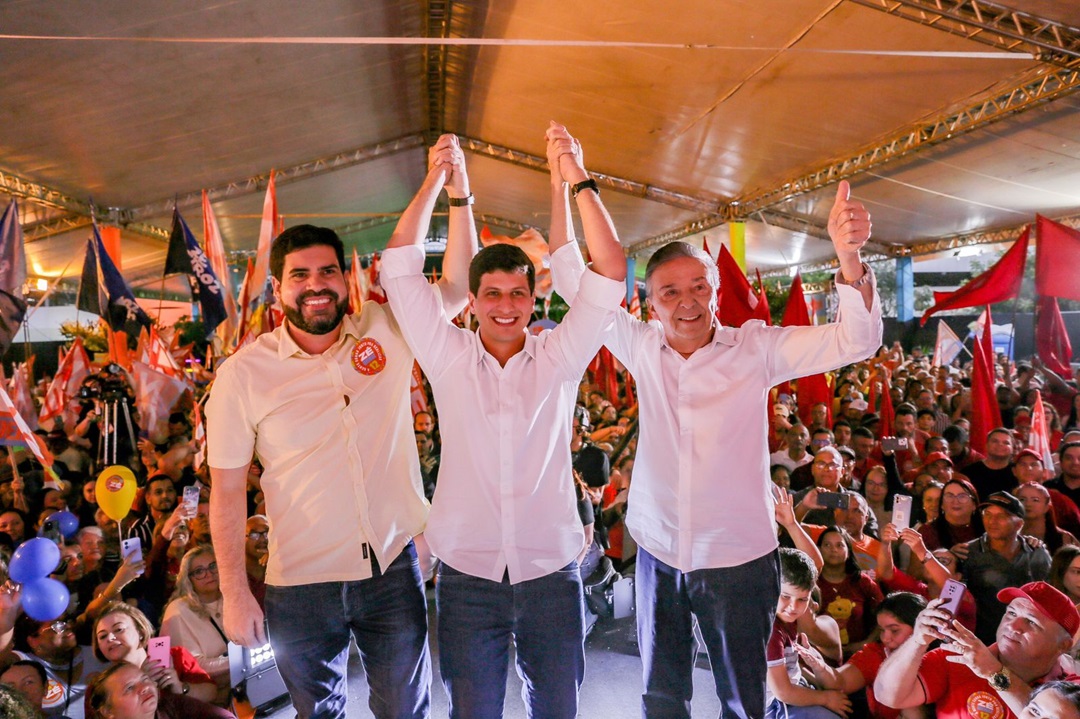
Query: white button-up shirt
[
  {"left": 206, "top": 308, "right": 428, "bottom": 586},
  {"left": 551, "top": 244, "right": 883, "bottom": 572},
  {"left": 380, "top": 245, "right": 624, "bottom": 584}
]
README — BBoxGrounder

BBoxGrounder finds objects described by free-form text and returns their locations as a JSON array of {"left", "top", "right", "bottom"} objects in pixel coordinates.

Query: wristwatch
[{"left": 988, "top": 666, "right": 1011, "bottom": 691}]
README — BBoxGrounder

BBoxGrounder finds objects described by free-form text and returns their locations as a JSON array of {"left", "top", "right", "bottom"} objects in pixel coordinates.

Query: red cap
[
  {"left": 998, "top": 581, "right": 1080, "bottom": 638},
  {"left": 924, "top": 451, "right": 953, "bottom": 467},
  {"left": 1014, "top": 447, "right": 1044, "bottom": 464}
]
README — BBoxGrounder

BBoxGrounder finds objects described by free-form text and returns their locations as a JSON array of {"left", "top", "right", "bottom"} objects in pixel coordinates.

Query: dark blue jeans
[
  {"left": 264, "top": 542, "right": 431, "bottom": 719},
  {"left": 636, "top": 548, "right": 780, "bottom": 719},
  {"left": 436, "top": 561, "right": 585, "bottom": 719}
]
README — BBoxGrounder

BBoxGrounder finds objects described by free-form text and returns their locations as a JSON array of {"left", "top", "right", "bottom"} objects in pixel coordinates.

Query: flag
[
  {"left": 933, "top": 320, "right": 965, "bottom": 367},
  {"left": 367, "top": 253, "right": 387, "bottom": 305},
  {"left": 236, "top": 173, "right": 278, "bottom": 344},
  {"left": 0, "top": 200, "right": 28, "bottom": 354},
  {"left": 879, "top": 369, "right": 895, "bottom": 439},
  {"left": 348, "top": 248, "right": 365, "bottom": 313},
  {"left": 39, "top": 338, "right": 91, "bottom": 425},
  {"left": 192, "top": 399, "right": 206, "bottom": 471},
  {"left": 628, "top": 285, "right": 642, "bottom": 321},
  {"left": 1035, "top": 295, "right": 1073, "bottom": 377},
  {"left": 132, "top": 361, "right": 190, "bottom": 445},
  {"left": 969, "top": 307, "right": 1004, "bottom": 456},
  {"left": 138, "top": 326, "right": 184, "bottom": 379},
  {"left": 165, "top": 209, "right": 228, "bottom": 334},
  {"left": 8, "top": 360, "right": 37, "bottom": 433},
  {"left": 781, "top": 274, "right": 831, "bottom": 427},
  {"left": 81, "top": 225, "right": 152, "bottom": 336},
  {"left": 479, "top": 225, "right": 554, "bottom": 298},
  {"left": 1036, "top": 215, "right": 1080, "bottom": 301},
  {"left": 1028, "top": 390, "right": 1056, "bottom": 474},
  {"left": 410, "top": 362, "right": 429, "bottom": 416},
  {"left": 202, "top": 192, "right": 239, "bottom": 347},
  {"left": 920, "top": 228, "right": 1029, "bottom": 325},
  {"left": 716, "top": 244, "right": 769, "bottom": 327},
  {"left": 755, "top": 269, "right": 772, "bottom": 326},
  {"left": 0, "top": 383, "right": 53, "bottom": 471}
]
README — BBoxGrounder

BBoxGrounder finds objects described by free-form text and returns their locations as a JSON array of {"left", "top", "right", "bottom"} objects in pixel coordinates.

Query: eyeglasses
[
  {"left": 190, "top": 562, "right": 218, "bottom": 580},
  {"left": 247, "top": 531, "right": 269, "bottom": 541},
  {"left": 813, "top": 461, "right": 842, "bottom": 470}
]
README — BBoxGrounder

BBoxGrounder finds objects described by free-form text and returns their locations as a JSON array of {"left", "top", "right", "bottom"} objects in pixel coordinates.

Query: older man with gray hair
[{"left": 550, "top": 180, "right": 882, "bottom": 719}]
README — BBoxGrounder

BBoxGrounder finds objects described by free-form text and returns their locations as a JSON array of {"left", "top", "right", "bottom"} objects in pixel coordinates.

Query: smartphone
[
  {"left": 39, "top": 518, "right": 63, "bottom": 547},
  {"left": 939, "top": 579, "right": 966, "bottom": 616},
  {"left": 882, "top": 437, "right": 910, "bottom": 452},
  {"left": 892, "top": 495, "right": 913, "bottom": 530},
  {"left": 181, "top": 485, "right": 200, "bottom": 517},
  {"left": 147, "top": 636, "right": 171, "bottom": 668},
  {"left": 120, "top": 537, "right": 143, "bottom": 564},
  {"left": 817, "top": 491, "right": 850, "bottom": 510}
]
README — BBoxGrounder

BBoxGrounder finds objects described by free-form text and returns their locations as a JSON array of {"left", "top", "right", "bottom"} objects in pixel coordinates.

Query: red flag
[
  {"left": 755, "top": 269, "right": 772, "bottom": 326},
  {"left": 1036, "top": 295, "right": 1074, "bottom": 377},
  {"left": 920, "top": 228, "right": 1029, "bottom": 325},
  {"left": 7, "top": 360, "right": 37, "bottom": 433},
  {"left": 1036, "top": 215, "right": 1080, "bottom": 301},
  {"left": 0, "top": 383, "right": 54, "bottom": 471},
  {"left": 1029, "top": 390, "right": 1056, "bottom": 475},
  {"left": 39, "top": 338, "right": 91, "bottom": 425},
  {"left": 716, "top": 244, "right": 769, "bottom": 327},
  {"left": 879, "top": 370, "right": 895, "bottom": 440},
  {"left": 969, "top": 307, "right": 1004, "bottom": 455},
  {"left": 781, "top": 275, "right": 830, "bottom": 427},
  {"left": 133, "top": 361, "right": 190, "bottom": 444},
  {"left": 602, "top": 348, "right": 621, "bottom": 410}
]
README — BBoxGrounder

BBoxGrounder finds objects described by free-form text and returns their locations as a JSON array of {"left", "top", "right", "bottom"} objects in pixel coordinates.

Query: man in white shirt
[
  {"left": 207, "top": 224, "right": 470, "bottom": 719},
  {"left": 379, "top": 126, "right": 625, "bottom": 719},
  {"left": 550, "top": 181, "right": 882, "bottom": 719}
]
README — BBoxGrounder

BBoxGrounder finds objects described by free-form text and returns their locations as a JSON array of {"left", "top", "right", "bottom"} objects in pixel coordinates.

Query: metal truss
[
  {"left": 330, "top": 215, "right": 401, "bottom": 239},
  {"left": 126, "top": 134, "right": 427, "bottom": 222},
  {"left": 732, "top": 64, "right": 1080, "bottom": 217},
  {"left": 22, "top": 215, "right": 93, "bottom": 243},
  {"left": 849, "top": 0, "right": 1080, "bottom": 67},
  {"left": 629, "top": 63, "right": 1080, "bottom": 257},
  {"left": 457, "top": 136, "right": 720, "bottom": 214},
  {"left": 472, "top": 213, "right": 545, "bottom": 237}
]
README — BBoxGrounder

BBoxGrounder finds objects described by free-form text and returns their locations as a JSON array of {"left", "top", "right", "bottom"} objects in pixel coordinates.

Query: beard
[{"left": 282, "top": 290, "right": 348, "bottom": 335}]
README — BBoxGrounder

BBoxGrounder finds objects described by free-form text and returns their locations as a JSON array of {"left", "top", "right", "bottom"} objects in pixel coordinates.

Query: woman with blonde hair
[
  {"left": 92, "top": 602, "right": 217, "bottom": 704},
  {"left": 158, "top": 546, "right": 230, "bottom": 705}
]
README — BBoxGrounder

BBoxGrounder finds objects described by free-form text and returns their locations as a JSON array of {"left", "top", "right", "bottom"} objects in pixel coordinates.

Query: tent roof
[{"left": 2, "top": 0, "right": 1079, "bottom": 291}]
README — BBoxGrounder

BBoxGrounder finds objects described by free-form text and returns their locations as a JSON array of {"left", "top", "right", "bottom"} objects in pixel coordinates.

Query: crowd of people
[{"left": 0, "top": 125, "right": 1078, "bottom": 719}]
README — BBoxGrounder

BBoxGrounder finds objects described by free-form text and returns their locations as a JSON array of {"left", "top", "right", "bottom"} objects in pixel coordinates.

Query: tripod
[{"left": 97, "top": 397, "right": 137, "bottom": 467}]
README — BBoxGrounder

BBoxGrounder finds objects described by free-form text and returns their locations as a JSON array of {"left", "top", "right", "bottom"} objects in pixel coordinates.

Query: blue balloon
[
  {"left": 52, "top": 511, "right": 80, "bottom": 539},
  {"left": 20, "top": 578, "right": 71, "bottom": 622},
  {"left": 9, "top": 537, "right": 61, "bottom": 584}
]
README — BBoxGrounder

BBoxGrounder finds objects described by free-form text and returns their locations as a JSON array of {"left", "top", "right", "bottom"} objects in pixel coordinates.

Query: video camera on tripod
[{"left": 78, "top": 364, "right": 138, "bottom": 466}]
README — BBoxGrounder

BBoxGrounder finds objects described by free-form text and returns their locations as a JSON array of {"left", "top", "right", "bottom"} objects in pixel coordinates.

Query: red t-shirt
[
  {"left": 818, "top": 573, "right": 884, "bottom": 646},
  {"left": 172, "top": 645, "right": 214, "bottom": 685},
  {"left": 919, "top": 646, "right": 1079, "bottom": 719},
  {"left": 847, "top": 643, "right": 896, "bottom": 719}
]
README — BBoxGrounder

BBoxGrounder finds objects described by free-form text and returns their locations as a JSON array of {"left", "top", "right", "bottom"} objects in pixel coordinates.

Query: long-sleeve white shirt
[
  {"left": 380, "top": 245, "right": 624, "bottom": 583},
  {"left": 551, "top": 244, "right": 883, "bottom": 571}
]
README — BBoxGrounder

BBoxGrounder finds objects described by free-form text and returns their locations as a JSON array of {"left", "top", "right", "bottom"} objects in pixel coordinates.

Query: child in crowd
[{"left": 766, "top": 547, "right": 851, "bottom": 719}]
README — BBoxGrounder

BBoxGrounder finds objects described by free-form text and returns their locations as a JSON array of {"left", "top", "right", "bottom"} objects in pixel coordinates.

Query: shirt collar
[
  {"left": 656, "top": 318, "right": 738, "bottom": 355},
  {"left": 276, "top": 313, "right": 364, "bottom": 359},
  {"left": 471, "top": 327, "right": 537, "bottom": 364}
]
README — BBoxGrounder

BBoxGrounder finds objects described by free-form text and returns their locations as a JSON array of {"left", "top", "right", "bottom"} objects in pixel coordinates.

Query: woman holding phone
[
  {"left": 92, "top": 602, "right": 217, "bottom": 704},
  {"left": 159, "top": 546, "right": 231, "bottom": 705}
]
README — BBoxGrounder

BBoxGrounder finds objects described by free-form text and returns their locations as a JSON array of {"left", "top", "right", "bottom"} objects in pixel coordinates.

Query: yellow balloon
[{"left": 96, "top": 466, "right": 138, "bottom": 522}]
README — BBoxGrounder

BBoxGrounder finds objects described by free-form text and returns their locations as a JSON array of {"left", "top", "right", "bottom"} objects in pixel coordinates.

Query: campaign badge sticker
[
  {"left": 353, "top": 338, "right": 387, "bottom": 376},
  {"left": 966, "top": 691, "right": 1005, "bottom": 719}
]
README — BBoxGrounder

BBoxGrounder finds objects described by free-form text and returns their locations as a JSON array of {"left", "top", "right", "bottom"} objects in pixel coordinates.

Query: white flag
[{"left": 934, "top": 321, "right": 965, "bottom": 367}]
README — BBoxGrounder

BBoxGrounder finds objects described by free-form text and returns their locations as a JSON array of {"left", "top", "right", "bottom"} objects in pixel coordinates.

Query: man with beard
[{"left": 207, "top": 224, "right": 470, "bottom": 719}]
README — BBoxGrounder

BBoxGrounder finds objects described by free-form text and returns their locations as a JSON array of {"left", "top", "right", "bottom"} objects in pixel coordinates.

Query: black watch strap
[{"left": 571, "top": 178, "right": 599, "bottom": 198}]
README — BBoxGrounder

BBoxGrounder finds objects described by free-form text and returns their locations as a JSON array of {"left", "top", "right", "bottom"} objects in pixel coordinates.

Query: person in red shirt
[
  {"left": 793, "top": 592, "right": 927, "bottom": 719},
  {"left": 875, "top": 581, "right": 1080, "bottom": 719}
]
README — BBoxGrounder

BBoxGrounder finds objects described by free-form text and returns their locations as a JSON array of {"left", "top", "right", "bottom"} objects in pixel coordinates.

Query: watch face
[{"left": 989, "top": 672, "right": 1010, "bottom": 691}]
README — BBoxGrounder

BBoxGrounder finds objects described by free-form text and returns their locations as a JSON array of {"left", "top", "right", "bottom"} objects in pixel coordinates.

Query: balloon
[
  {"left": 53, "top": 511, "right": 80, "bottom": 539},
  {"left": 96, "top": 466, "right": 137, "bottom": 522},
  {"left": 9, "top": 537, "right": 61, "bottom": 584},
  {"left": 20, "top": 578, "right": 71, "bottom": 622}
]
